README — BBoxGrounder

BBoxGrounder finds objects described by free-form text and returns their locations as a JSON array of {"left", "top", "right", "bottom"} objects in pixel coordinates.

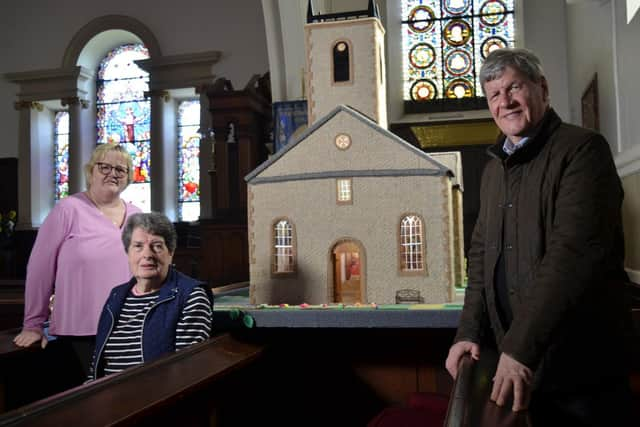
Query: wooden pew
[
  {"left": 444, "top": 352, "right": 531, "bottom": 427},
  {"left": 0, "top": 328, "right": 39, "bottom": 413},
  {"left": 0, "top": 333, "right": 264, "bottom": 426},
  {"left": 0, "top": 280, "right": 24, "bottom": 331}
]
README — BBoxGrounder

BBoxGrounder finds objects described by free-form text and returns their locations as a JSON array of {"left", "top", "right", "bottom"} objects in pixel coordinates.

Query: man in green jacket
[{"left": 445, "top": 48, "right": 632, "bottom": 425}]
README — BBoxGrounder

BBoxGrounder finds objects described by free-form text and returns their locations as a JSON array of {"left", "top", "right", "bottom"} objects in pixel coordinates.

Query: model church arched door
[{"left": 332, "top": 240, "right": 364, "bottom": 304}]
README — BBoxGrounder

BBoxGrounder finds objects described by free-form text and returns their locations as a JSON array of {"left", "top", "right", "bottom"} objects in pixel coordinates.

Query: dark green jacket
[{"left": 455, "top": 108, "right": 631, "bottom": 391}]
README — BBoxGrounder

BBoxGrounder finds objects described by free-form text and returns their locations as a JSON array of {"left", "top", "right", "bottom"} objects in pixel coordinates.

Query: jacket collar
[
  {"left": 110, "top": 266, "right": 180, "bottom": 307},
  {"left": 487, "top": 108, "right": 562, "bottom": 165}
]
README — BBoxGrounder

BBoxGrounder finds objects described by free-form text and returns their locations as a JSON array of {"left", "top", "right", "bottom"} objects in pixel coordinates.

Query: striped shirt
[{"left": 102, "top": 286, "right": 212, "bottom": 376}]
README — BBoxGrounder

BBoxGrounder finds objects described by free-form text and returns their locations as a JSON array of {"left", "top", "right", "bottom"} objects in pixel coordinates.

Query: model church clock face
[{"left": 335, "top": 133, "right": 351, "bottom": 150}]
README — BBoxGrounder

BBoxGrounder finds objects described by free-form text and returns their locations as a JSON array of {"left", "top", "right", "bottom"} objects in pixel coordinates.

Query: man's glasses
[{"left": 95, "top": 162, "right": 129, "bottom": 178}]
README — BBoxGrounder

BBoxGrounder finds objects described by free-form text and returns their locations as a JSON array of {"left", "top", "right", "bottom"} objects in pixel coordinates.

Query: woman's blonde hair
[{"left": 84, "top": 143, "right": 134, "bottom": 189}]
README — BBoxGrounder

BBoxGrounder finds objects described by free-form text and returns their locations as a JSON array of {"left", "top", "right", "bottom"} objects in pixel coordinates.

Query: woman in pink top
[{"left": 14, "top": 143, "right": 142, "bottom": 379}]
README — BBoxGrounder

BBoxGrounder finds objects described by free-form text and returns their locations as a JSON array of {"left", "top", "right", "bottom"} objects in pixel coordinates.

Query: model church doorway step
[{"left": 332, "top": 240, "right": 363, "bottom": 304}]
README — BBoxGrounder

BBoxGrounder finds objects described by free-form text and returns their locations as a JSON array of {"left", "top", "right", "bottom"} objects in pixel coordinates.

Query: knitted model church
[{"left": 246, "top": 2, "right": 464, "bottom": 305}]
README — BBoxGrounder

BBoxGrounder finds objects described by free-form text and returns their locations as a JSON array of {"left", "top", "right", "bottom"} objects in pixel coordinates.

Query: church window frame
[
  {"left": 336, "top": 178, "right": 353, "bottom": 204},
  {"left": 95, "top": 42, "right": 152, "bottom": 212},
  {"left": 398, "top": 213, "right": 427, "bottom": 275},
  {"left": 54, "top": 111, "right": 70, "bottom": 202},
  {"left": 272, "top": 218, "right": 297, "bottom": 275},
  {"left": 177, "top": 99, "right": 201, "bottom": 222}
]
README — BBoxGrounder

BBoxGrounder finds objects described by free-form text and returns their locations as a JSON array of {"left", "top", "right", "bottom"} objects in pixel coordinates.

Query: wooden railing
[
  {"left": 444, "top": 352, "right": 531, "bottom": 427},
  {"left": 0, "top": 328, "right": 38, "bottom": 359},
  {"left": 0, "top": 333, "right": 264, "bottom": 426}
]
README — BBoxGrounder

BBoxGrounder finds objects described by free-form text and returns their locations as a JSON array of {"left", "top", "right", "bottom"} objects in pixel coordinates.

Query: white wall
[
  {"left": 566, "top": 1, "right": 617, "bottom": 147},
  {"left": 520, "top": 0, "right": 571, "bottom": 122},
  {"left": 614, "top": 0, "right": 640, "bottom": 156},
  {"left": 0, "top": 0, "right": 270, "bottom": 158}
]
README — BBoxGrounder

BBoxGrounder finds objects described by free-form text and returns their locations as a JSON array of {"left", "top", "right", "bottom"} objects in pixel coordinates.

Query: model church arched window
[
  {"left": 402, "top": 0, "right": 515, "bottom": 112},
  {"left": 96, "top": 43, "right": 151, "bottom": 211},
  {"left": 177, "top": 100, "right": 201, "bottom": 221},
  {"left": 400, "top": 214, "right": 425, "bottom": 272},
  {"left": 333, "top": 41, "right": 351, "bottom": 82},
  {"left": 54, "top": 111, "right": 70, "bottom": 201},
  {"left": 273, "top": 219, "right": 295, "bottom": 274}
]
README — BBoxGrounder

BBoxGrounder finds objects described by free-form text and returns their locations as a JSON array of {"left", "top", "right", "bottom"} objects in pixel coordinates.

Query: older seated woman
[{"left": 89, "top": 212, "right": 213, "bottom": 380}]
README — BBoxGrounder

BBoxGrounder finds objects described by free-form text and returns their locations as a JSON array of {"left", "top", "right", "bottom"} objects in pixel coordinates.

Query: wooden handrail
[
  {"left": 444, "top": 352, "right": 531, "bottom": 427},
  {"left": 0, "top": 333, "right": 264, "bottom": 426},
  {"left": 0, "top": 328, "right": 39, "bottom": 360}
]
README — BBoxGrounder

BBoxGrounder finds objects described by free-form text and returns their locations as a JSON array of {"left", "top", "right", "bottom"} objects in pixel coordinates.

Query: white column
[
  {"left": 261, "top": 0, "right": 287, "bottom": 102},
  {"left": 148, "top": 90, "right": 178, "bottom": 220},
  {"left": 62, "top": 97, "right": 90, "bottom": 194}
]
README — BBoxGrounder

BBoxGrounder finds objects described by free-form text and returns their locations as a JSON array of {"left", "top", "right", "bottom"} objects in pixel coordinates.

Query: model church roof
[{"left": 245, "top": 104, "right": 453, "bottom": 184}]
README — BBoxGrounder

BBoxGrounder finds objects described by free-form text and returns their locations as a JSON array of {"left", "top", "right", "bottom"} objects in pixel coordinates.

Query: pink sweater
[{"left": 23, "top": 193, "right": 142, "bottom": 336}]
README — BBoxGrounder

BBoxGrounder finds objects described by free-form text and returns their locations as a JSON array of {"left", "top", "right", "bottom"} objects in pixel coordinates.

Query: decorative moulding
[
  {"left": 4, "top": 66, "right": 92, "bottom": 102},
  {"left": 137, "top": 51, "right": 222, "bottom": 91}
]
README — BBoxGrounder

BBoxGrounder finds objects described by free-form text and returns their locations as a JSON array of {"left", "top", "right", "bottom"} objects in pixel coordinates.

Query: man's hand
[
  {"left": 13, "top": 329, "right": 48, "bottom": 349},
  {"left": 490, "top": 352, "right": 532, "bottom": 411},
  {"left": 445, "top": 340, "right": 480, "bottom": 379}
]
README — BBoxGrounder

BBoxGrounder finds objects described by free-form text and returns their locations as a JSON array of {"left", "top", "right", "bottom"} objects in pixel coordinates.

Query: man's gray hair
[
  {"left": 122, "top": 212, "right": 177, "bottom": 253},
  {"left": 480, "top": 48, "right": 546, "bottom": 87}
]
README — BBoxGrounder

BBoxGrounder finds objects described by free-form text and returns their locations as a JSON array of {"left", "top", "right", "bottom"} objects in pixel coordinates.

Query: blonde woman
[{"left": 15, "top": 143, "right": 142, "bottom": 381}]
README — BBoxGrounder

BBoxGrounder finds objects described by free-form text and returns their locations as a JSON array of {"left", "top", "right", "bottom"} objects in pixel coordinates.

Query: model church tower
[{"left": 306, "top": 0, "right": 387, "bottom": 128}]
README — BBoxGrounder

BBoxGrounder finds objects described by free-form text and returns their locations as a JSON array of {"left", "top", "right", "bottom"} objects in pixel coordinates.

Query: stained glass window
[
  {"left": 400, "top": 215, "right": 425, "bottom": 272},
  {"left": 177, "top": 100, "right": 201, "bottom": 222},
  {"left": 96, "top": 43, "right": 151, "bottom": 212},
  {"left": 402, "top": 0, "right": 515, "bottom": 112},
  {"left": 54, "top": 111, "right": 70, "bottom": 201}
]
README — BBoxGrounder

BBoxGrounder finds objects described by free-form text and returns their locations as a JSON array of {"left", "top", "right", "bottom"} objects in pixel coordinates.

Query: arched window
[
  {"left": 399, "top": 215, "right": 425, "bottom": 272},
  {"left": 333, "top": 41, "right": 350, "bottom": 82},
  {"left": 273, "top": 219, "right": 295, "bottom": 274},
  {"left": 54, "top": 111, "right": 70, "bottom": 201},
  {"left": 402, "top": 0, "right": 515, "bottom": 112},
  {"left": 96, "top": 43, "right": 151, "bottom": 211},
  {"left": 177, "top": 100, "right": 201, "bottom": 221}
]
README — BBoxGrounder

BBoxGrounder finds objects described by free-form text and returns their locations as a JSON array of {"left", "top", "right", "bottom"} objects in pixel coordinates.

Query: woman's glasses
[{"left": 95, "top": 162, "right": 129, "bottom": 178}]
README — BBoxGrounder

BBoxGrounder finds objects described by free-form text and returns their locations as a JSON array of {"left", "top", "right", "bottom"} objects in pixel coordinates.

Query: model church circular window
[{"left": 335, "top": 133, "right": 351, "bottom": 150}]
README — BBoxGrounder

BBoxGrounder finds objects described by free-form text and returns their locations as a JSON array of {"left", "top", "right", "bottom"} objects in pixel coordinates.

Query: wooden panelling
[
  {"left": 0, "top": 280, "right": 24, "bottom": 330},
  {"left": 199, "top": 222, "right": 248, "bottom": 287}
]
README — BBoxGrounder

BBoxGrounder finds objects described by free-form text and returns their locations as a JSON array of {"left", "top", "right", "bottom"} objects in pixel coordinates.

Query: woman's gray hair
[
  {"left": 122, "top": 212, "right": 177, "bottom": 253},
  {"left": 480, "top": 48, "right": 546, "bottom": 87}
]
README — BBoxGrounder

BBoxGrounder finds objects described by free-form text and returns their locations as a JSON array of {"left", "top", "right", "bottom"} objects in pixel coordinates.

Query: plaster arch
[{"left": 62, "top": 15, "right": 162, "bottom": 68}]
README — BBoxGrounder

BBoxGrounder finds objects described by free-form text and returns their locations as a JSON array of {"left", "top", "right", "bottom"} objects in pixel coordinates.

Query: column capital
[
  {"left": 13, "top": 101, "right": 43, "bottom": 111},
  {"left": 61, "top": 97, "right": 90, "bottom": 108},
  {"left": 144, "top": 89, "right": 170, "bottom": 102}
]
